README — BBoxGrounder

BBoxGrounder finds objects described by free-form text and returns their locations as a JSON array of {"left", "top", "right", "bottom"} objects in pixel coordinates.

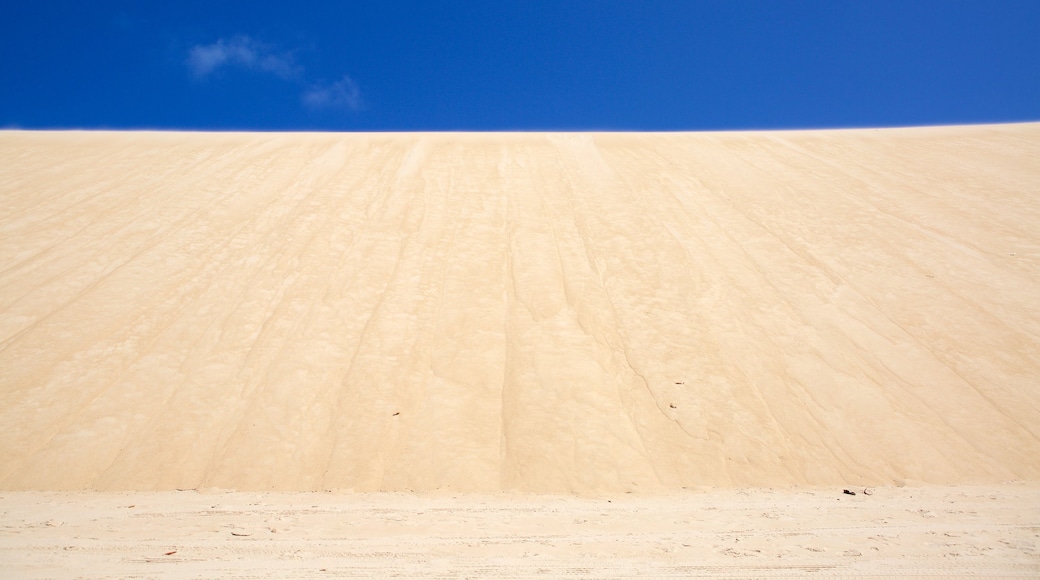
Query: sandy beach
[
  {"left": 2, "top": 124, "right": 1039, "bottom": 576},
  {"left": 2, "top": 486, "right": 1039, "bottom": 578}
]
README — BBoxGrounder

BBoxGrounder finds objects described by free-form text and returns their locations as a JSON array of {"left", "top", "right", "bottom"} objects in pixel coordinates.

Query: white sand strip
[{"left": 2, "top": 485, "right": 1038, "bottom": 578}]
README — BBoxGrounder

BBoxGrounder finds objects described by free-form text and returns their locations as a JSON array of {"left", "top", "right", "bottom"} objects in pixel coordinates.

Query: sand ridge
[{"left": 1, "top": 125, "right": 1039, "bottom": 492}]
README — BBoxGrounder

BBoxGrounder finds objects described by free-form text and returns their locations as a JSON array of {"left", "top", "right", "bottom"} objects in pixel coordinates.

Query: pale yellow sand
[
  {"left": 2, "top": 486, "right": 1038, "bottom": 578},
  {"left": 2, "top": 125, "right": 1038, "bottom": 492},
  {"left": 1, "top": 125, "right": 1040, "bottom": 576}
]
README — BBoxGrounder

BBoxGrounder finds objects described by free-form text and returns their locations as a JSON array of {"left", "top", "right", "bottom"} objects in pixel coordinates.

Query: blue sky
[{"left": 2, "top": 1, "right": 1038, "bottom": 131}]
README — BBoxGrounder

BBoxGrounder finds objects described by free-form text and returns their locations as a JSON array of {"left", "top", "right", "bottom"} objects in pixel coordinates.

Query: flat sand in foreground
[{"left": 2, "top": 486, "right": 1038, "bottom": 578}]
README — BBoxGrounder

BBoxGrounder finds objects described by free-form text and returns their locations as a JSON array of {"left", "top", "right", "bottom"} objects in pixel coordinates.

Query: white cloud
[
  {"left": 187, "top": 36, "right": 299, "bottom": 79},
  {"left": 302, "top": 76, "right": 364, "bottom": 111},
  {"left": 187, "top": 35, "right": 362, "bottom": 114}
]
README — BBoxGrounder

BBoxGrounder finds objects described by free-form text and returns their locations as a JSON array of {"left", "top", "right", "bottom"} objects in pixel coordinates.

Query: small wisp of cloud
[
  {"left": 186, "top": 35, "right": 362, "bottom": 114},
  {"left": 187, "top": 35, "right": 300, "bottom": 80},
  {"left": 302, "top": 76, "right": 364, "bottom": 112}
]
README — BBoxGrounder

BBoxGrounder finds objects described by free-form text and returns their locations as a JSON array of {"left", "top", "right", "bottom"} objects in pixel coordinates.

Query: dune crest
[{"left": 1, "top": 125, "right": 1038, "bottom": 492}]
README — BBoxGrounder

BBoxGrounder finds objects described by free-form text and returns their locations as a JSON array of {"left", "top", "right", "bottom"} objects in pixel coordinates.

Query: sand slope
[{"left": 1, "top": 125, "right": 1038, "bottom": 492}]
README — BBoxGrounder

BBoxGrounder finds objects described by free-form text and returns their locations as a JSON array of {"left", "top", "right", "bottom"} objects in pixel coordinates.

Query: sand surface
[
  {"left": 2, "top": 125, "right": 1040, "bottom": 576},
  {"left": 2, "top": 125, "right": 1039, "bottom": 493},
  {"left": 2, "top": 486, "right": 1038, "bottom": 578}
]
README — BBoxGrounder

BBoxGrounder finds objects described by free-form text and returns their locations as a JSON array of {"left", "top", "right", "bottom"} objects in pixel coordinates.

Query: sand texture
[
  {"left": 2, "top": 486, "right": 1039, "bottom": 578},
  {"left": 1, "top": 125, "right": 1039, "bottom": 492}
]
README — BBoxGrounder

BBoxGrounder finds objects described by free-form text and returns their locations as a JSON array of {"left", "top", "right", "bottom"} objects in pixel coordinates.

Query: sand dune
[{"left": 1, "top": 125, "right": 1039, "bottom": 492}]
